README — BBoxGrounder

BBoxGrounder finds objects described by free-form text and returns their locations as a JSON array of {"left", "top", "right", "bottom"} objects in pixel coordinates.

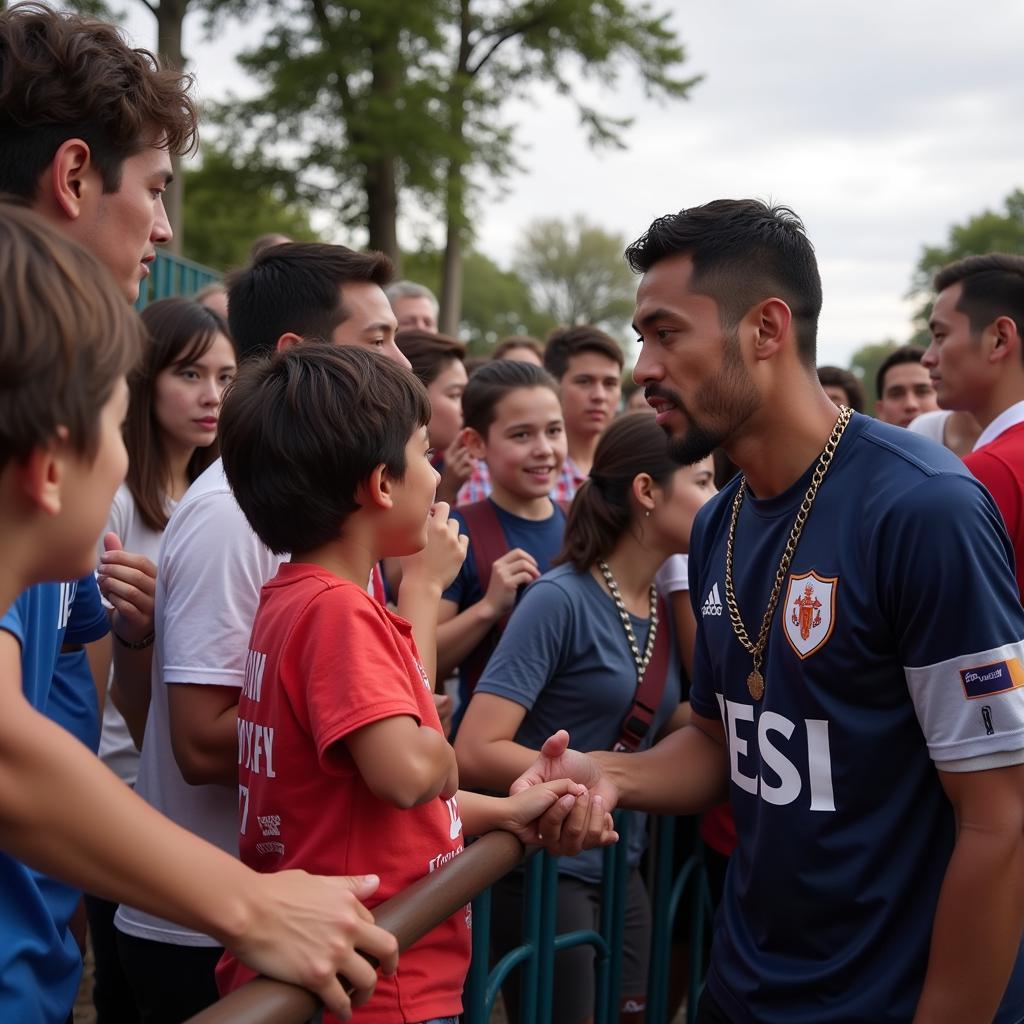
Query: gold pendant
[{"left": 747, "top": 669, "right": 764, "bottom": 700}]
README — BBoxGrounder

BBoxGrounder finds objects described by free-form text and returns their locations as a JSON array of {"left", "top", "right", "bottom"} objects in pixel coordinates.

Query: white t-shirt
[
  {"left": 97, "top": 485, "right": 177, "bottom": 787},
  {"left": 655, "top": 554, "right": 690, "bottom": 595},
  {"left": 115, "top": 460, "right": 285, "bottom": 947},
  {"left": 907, "top": 409, "right": 951, "bottom": 444}
]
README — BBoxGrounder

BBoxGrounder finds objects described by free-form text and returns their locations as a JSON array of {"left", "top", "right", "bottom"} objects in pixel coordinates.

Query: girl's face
[
  {"left": 153, "top": 331, "right": 236, "bottom": 452},
  {"left": 426, "top": 358, "right": 468, "bottom": 452},
  {"left": 651, "top": 455, "right": 717, "bottom": 552}
]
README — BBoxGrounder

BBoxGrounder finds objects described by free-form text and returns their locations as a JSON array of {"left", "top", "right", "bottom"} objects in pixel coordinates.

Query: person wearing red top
[
  {"left": 923, "top": 254, "right": 1024, "bottom": 595},
  {"left": 215, "top": 343, "right": 616, "bottom": 1021}
]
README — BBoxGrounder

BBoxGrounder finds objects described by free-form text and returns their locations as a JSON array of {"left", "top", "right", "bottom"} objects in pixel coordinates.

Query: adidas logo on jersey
[{"left": 702, "top": 582, "right": 723, "bottom": 617}]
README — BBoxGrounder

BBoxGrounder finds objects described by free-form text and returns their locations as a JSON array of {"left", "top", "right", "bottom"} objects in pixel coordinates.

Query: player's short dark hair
[
  {"left": 396, "top": 329, "right": 465, "bottom": 387},
  {"left": 543, "top": 324, "right": 624, "bottom": 380},
  {"left": 625, "top": 199, "right": 822, "bottom": 366},
  {"left": 555, "top": 412, "right": 678, "bottom": 572},
  {"left": 817, "top": 365, "right": 864, "bottom": 412},
  {"left": 934, "top": 254, "right": 1024, "bottom": 350},
  {"left": 462, "top": 359, "right": 559, "bottom": 438},
  {"left": 0, "top": 2, "right": 197, "bottom": 199},
  {"left": 219, "top": 344, "right": 429, "bottom": 555},
  {"left": 0, "top": 200, "right": 143, "bottom": 471},
  {"left": 874, "top": 346, "right": 926, "bottom": 401},
  {"left": 226, "top": 242, "right": 393, "bottom": 362}
]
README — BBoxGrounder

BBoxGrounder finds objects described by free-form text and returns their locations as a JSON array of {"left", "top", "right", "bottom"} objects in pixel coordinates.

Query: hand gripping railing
[{"left": 185, "top": 829, "right": 528, "bottom": 1024}]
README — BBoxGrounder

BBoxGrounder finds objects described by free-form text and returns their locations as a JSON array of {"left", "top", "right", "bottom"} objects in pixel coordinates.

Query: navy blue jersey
[{"left": 688, "top": 414, "right": 1024, "bottom": 1023}]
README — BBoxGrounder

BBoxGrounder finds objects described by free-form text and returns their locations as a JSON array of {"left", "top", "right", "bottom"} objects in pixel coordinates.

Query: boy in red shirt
[{"left": 216, "top": 344, "right": 614, "bottom": 1022}]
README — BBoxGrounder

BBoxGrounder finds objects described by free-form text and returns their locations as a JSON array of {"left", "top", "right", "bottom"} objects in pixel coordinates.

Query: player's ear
[{"left": 989, "top": 315, "right": 1020, "bottom": 365}]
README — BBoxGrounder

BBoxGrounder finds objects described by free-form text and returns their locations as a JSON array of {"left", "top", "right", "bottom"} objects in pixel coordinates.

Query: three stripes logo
[{"left": 702, "top": 583, "right": 723, "bottom": 617}]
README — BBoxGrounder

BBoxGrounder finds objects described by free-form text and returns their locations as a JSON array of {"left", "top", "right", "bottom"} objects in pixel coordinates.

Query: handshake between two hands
[{"left": 502, "top": 730, "right": 620, "bottom": 856}]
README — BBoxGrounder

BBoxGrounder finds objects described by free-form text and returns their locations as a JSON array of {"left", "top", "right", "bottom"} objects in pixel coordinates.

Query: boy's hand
[
  {"left": 98, "top": 532, "right": 157, "bottom": 643},
  {"left": 438, "top": 437, "right": 475, "bottom": 496},
  {"left": 481, "top": 548, "right": 540, "bottom": 618},
  {"left": 400, "top": 503, "right": 467, "bottom": 594},
  {"left": 511, "top": 730, "right": 620, "bottom": 856},
  {"left": 499, "top": 779, "right": 619, "bottom": 849},
  {"left": 230, "top": 870, "right": 399, "bottom": 1020}
]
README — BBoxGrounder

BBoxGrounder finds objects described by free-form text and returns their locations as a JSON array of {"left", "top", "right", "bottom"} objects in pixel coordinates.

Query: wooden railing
[{"left": 186, "top": 830, "right": 528, "bottom": 1024}]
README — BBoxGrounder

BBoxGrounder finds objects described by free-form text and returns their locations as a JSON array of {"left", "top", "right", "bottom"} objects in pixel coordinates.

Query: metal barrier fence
[
  {"left": 135, "top": 250, "right": 220, "bottom": 310},
  {"left": 189, "top": 813, "right": 713, "bottom": 1024}
]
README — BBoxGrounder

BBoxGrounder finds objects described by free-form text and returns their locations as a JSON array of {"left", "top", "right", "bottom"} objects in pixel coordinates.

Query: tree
[
  {"left": 182, "top": 146, "right": 320, "bottom": 270},
  {"left": 909, "top": 188, "right": 1024, "bottom": 329},
  {"left": 514, "top": 215, "right": 635, "bottom": 335},
  {"left": 848, "top": 339, "right": 899, "bottom": 408},
  {"left": 201, "top": 0, "right": 699, "bottom": 330},
  {"left": 404, "top": 246, "right": 552, "bottom": 353}
]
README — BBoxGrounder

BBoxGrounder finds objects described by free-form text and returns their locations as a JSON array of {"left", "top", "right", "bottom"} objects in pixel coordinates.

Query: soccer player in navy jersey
[{"left": 514, "top": 200, "right": 1024, "bottom": 1023}]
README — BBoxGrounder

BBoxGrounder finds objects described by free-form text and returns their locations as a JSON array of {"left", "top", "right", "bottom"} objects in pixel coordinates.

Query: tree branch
[
  {"left": 137, "top": 0, "right": 158, "bottom": 16},
  {"left": 467, "top": 9, "right": 552, "bottom": 77}
]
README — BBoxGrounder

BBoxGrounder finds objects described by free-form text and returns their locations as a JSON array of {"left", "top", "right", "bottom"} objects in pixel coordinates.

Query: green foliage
[
  {"left": 910, "top": 188, "right": 1024, "bottom": 327},
  {"left": 848, "top": 339, "right": 899, "bottom": 408},
  {"left": 199, "top": 0, "right": 698, "bottom": 249},
  {"left": 514, "top": 215, "right": 635, "bottom": 334},
  {"left": 403, "top": 247, "right": 552, "bottom": 354},
  {"left": 181, "top": 146, "right": 320, "bottom": 270}
]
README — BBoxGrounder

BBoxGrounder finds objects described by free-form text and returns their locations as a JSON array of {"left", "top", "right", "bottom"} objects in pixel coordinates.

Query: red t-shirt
[
  {"left": 964, "top": 421, "right": 1024, "bottom": 598},
  {"left": 216, "top": 563, "right": 470, "bottom": 1023}
]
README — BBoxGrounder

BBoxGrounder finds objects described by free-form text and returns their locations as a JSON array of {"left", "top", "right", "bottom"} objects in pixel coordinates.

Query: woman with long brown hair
[{"left": 455, "top": 412, "right": 716, "bottom": 1024}]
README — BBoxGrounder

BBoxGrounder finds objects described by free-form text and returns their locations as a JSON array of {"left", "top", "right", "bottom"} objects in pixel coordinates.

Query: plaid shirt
[{"left": 455, "top": 457, "right": 585, "bottom": 507}]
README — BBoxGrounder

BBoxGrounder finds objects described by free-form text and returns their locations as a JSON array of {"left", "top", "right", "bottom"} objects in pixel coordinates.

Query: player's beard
[{"left": 653, "top": 330, "right": 759, "bottom": 466}]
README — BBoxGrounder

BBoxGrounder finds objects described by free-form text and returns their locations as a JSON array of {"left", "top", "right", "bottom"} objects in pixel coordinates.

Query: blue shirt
[
  {"left": 688, "top": 414, "right": 1024, "bottom": 1023},
  {"left": 476, "top": 563, "right": 681, "bottom": 883},
  {"left": 0, "top": 576, "right": 109, "bottom": 1022},
  {"left": 444, "top": 499, "right": 568, "bottom": 717}
]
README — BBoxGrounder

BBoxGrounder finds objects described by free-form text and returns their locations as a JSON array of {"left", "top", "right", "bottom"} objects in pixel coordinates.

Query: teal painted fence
[
  {"left": 465, "top": 814, "right": 715, "bottom": 1024},
  {"left": 134, "top": 250, "right": 220, "bottom": 310}
]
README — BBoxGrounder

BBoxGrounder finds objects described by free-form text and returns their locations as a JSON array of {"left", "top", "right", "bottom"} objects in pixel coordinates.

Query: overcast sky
[{"left": 119, "top": 0, "right": 1024, "bottom": 366}]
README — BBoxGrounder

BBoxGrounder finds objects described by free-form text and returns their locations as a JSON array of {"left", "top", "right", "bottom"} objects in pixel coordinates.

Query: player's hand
[
  {"left": 230, "top": 870, "right": 398, "bottom": 1020},
  {"left": 435, "top": 437, "right": 475, "bottom": 504},
  {"left": 433, "top": 692, "right": 454, "bottom": 737},
  {"left": 400, "top": 502, "right": 467, "bottom": 594},
  {"left": 98, "top": 532, "right": 157, "bottom": 643},
  {"left": 510, "top": 730, "right": 620, "bottom": 857},
  {"left": 481, "top": 548, "right": 540, "bottom": 618},
  {"left": 498, "top": 779, "right": 618, "bottom": 848}
]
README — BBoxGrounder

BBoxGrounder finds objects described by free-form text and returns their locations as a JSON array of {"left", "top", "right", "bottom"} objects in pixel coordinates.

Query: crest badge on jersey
[{"left": 782, "top": 570, "right": 837, "bottom": 659}]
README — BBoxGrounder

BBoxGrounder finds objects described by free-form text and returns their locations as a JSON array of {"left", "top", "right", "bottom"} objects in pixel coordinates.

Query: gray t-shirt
[{"left": 476, "top": 562, "right": 682, "bottom": 883}]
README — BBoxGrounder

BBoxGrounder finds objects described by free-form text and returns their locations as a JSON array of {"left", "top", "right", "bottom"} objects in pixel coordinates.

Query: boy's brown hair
[
  {"left": 0, "top": 2, "right": 198, "bottom": 199},
  {"left": 461, "top": 359, "right": 559, "bottom": 439},
  {"left": 220, "top": 344, "right": 430, "bottom": 555},
  {"left": 543, "top": 324, "right": 624, "bottom": 381},
  {"left": 0, "top": 200, "right": 143, "bottom": 471}
]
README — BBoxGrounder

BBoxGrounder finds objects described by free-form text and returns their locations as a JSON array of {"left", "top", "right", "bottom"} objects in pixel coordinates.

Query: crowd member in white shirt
[{"left": 87, "top": 298, "right": 236, "bottom": 1022}]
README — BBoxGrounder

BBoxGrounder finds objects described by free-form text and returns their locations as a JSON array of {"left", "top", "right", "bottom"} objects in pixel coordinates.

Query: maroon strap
[
  {"left": 457, "top": 499, "right": 569, "bottom": 694},
  {"left": 613, "top": 594, "right": 671, "bottom": 753}
]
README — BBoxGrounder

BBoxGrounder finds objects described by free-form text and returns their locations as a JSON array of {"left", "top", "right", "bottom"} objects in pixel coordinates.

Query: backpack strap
[{"left": 613, "top": 594, "right": 671, "bottom": 753}]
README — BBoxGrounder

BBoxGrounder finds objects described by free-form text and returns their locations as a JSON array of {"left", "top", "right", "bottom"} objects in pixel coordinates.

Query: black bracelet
[{"left": 112, "top": 628, "right": 155, "bottom": 650}]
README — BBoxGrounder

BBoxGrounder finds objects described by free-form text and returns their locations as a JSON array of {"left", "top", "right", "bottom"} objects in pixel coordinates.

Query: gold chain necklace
[
  {"left": 724, "top": 406, "right": 854, "bottom": 700},
  {"left": 597, "top": 560, "right": 658, "bottom": 680}
]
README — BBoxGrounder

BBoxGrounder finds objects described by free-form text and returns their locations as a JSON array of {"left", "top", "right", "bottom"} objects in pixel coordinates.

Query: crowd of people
[{"left": 2, "top": 4, "right": 1024, "bottom": 1024}]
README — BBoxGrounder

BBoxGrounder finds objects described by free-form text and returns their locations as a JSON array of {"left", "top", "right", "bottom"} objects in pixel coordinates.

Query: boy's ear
[
  {"left": 48, "top": 139, "right": 93, "bottom": 221},
  {"left": 275, "top": 332, "right": 304, "bottom": 353},
  {"left": 18, "top": 440, "right": 65, "bottom": 517},
  {"left": 462, "top": 426, "right": 487, "bottom": 461},
  {"left": 357, "top": 463, "right": 393, "bottom": 510}
]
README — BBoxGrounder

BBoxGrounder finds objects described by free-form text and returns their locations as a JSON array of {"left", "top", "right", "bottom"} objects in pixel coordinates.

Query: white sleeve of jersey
[{"left": 904, "top": 640, "right": 1024, "bottom": 763}]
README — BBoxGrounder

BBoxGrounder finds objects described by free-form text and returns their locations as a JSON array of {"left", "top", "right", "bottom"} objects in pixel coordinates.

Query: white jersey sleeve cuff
[{"left": 936, "top": 748, "right": 1024, "bottom": 773}]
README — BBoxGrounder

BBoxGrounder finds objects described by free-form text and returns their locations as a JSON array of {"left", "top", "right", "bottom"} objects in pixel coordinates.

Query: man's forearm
[
  {"left": 593, "top": 721, "right": 730, "bottom": 816},
  {"left": 913, "top": 826, "right": 1024, "bottom": 1023}
]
